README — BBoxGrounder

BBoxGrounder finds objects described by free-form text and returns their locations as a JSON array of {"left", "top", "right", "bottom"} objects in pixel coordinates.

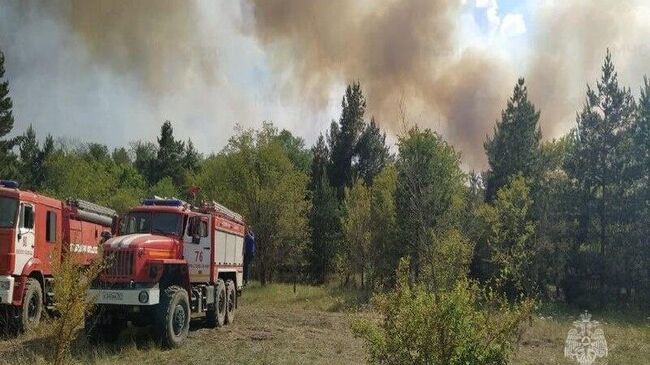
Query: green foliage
[
  {"left": 427, "top": 229, "right": 474, "bottom": 292},
  {"left": 148, "top": 176, "right": 178, "bottom": 198},
  {"left": 309, "top": 135, "right": 341, "bottom": 283},
  {"left": 352, "top": 258, "right": 535, "bottom": 365},
  {"left": 633, "top": 77, "right": 650, "bottom": 302},
  {"left": 182, "top": 138, "right": 201, "bottom": 174},
  {"left": 355, "top": 118, "right": 390, "bottom": 185},
  {"left": 276, "top": 129, "right": 312, "bottom": 173},
  {"left": 395, "top": 126, "right": 465, "bottom": 280},
  {"left": 48, "top": 249, "right": 106, "bottom": 365},
  {"left": 154, "top": 121, "right": 186, "bottom": 186},
  {"left": 329, "top": 82, "right": 368, "bottom": 199},
  {"left": 111, "top": 147, "right": 131, "bottom": 165},
  {"left": 483, "top": 176, "right": 538, "bottom": 298},
  {"left": 131, "top": 140, "right": 157, "bottom": 182},
  {"left": 327, "top": 83, "right": 389, "bottom": 197},
  {"left": 534, "top": 137, "right": 575, "bottom": 299},
  {"left": 484, "top": 78, "right": 541, "bottom": 202},
  {"left": 18, "top": 125, "right": 51, "bottom": 190},
  {"left": 368, "top": 165, "right": 398, "bottom": 288},
  {"left": 84, "top": 143, "right": 110, "bottom": 162},
  {"left": 194, "top": 122, "right": 310, "bottom": 285},
  {"left": 564, "top": 50, "right": 637, "bottom": 304},
  {"left": 0, "top": 50, "right": 18, "bottom": 179},
  {"left": 340, "top": 179, "right": 372, "bottom": 287},
  {"left": 42, "top": 151, "right": 116, "bottom": 204}
]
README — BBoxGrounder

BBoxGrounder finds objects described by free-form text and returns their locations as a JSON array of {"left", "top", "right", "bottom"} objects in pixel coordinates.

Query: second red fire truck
[
  {"left": 87, "top": 197, "right": 245, "bottom": 347},
  {"left": 0, "top": 180, "right": 116, "bottom": 332}
]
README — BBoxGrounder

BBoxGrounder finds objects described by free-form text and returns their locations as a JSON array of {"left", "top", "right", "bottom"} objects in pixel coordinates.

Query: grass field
[{"left": 0, "top": 282, "right": 648, "bottom": 364}]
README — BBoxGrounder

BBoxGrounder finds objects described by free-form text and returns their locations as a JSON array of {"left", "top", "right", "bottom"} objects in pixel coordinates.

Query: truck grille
[{"left": 103, "top": 250, "right": 134, "bottom": 277}]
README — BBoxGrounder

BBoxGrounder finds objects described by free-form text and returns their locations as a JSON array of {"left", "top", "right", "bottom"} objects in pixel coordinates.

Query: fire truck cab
[
  {"left": 0, "top": 180, "right": 116, "bottom": 332},
  {"left": 87, "top": 198, "right": 245, "bottom": 347}
]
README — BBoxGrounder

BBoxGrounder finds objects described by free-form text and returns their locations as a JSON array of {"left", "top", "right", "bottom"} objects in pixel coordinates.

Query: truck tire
[
  {"left": 206, "top": 279, "right": 226, "bottom": 328},
  {"left": 156, "top": 285, "right": 190, "bottom": 348},
  {"left": 225, "top": 280, "right": 236, "bottom": 325},
  {"left": 19, "top": 278, "right": 43, "bottom": 332},
  {"left": 85, "top": 308, "right": 124, "bottom": 344}
]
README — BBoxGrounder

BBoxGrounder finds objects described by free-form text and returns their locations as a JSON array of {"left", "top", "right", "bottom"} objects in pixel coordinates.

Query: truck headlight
[
  {"left": 0, "top": 281, "right": 10, "bottom": 291},
  {"left": 138, "top": 290, "right": 149, "bottom": 304}
]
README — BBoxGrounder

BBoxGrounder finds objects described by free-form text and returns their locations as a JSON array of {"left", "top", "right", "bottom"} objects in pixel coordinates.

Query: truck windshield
[
  {"left": 121, "top": 212, "right": 181, "bottom": 236},
  {"left": 0, "top": 197, "right": 18, "bottom": 228}
]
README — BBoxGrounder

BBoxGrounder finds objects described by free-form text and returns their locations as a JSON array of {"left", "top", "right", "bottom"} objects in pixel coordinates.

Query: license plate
[{"left": 102, "top": 291, "right": 124, "bottom": 301}]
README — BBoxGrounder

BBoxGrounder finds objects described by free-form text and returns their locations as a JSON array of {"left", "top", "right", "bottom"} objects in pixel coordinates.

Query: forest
[{"left": 1, "top": 48, "right": 649, "bottom": 362}]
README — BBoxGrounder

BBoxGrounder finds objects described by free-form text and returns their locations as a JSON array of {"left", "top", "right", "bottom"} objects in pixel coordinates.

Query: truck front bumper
[
  {"left": 88, "top": 284, "right": 160, "bottom": 306},
  {"left": 0, "top": 276, "right": 14, "bottom": 304}
]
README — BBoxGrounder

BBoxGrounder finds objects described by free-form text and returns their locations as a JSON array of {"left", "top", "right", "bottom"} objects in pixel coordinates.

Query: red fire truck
[
  {"left": 87, "top": 198, "right": 245, "bottom": 347},
  {"left": 0, "top": 180, "right": 116, "bottom": 332}
]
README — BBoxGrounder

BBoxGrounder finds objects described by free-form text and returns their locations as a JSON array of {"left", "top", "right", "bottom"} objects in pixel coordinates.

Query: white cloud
[
  {"left": 475, "top": 0, "right": 494, "bottom": 8},
  {"left": 500, "top": 13, "right": 526, "bottom": 37},
  {"left": 476, "top": 0, "right": 501, "bottom": 33}
]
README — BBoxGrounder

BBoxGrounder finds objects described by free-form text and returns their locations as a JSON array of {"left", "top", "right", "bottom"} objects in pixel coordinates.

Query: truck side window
[
  {"left": 21, "top": 205, "right": 34, "bottom": 229},
  {"left": 187, "top": 216, "right": 200, "bottom": 243},
  {"left": 200, "top": 221, "right": 208, "bottom": 237},
  {"left": 46, "top": 211, "right": 57, "bottom": 242}
]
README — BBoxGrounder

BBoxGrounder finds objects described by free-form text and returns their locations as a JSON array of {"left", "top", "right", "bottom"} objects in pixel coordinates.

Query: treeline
[{"left": 1, "top": 49, "right": 649, "bottom": 308}]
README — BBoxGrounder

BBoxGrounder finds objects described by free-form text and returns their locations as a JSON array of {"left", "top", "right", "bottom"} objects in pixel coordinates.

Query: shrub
[
  {"left": 352, "top": 258, "right": 535, "bottom": 365},
  {"left": 47, "top": 249, "right": 106, "bottom": 365}
]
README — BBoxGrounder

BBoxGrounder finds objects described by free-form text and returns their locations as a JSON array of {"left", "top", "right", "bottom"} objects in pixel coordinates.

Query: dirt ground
[{"left": 0, "top": 283, "right": 367, "bottom": 365}]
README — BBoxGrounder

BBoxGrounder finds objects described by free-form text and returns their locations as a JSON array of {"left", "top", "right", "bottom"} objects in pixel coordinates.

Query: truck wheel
[
  {"left": 156, "top": 285, "right": 190, "bottom": 348},
  {"left": 225, "top": 280, "right": 236, "bottom": 325},
  {"left": 206, "top": 279, "right": 226, "bottom": 328},
  {"left": 85, "top": 308, "right": 123, "bottom": 344},
  {"left": 19, "top": 278, "right": 43, "bottom": 332}
]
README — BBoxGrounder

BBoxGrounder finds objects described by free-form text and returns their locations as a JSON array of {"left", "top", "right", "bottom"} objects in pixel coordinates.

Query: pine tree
[
  {"left": 635, "top": 76, "right": 650, "bottom": 200},
  {"left": 329, "top": 82, "right": 367, "bottom": 199},
  {"left": 356, "top": 117, "right": 390, "bottom": 185},
  {"left": 18, "top": 124, "right": 41, "bottom": 188},
  {"left": 0, "top": 50, "right": 17, "bottom": 178},
  {"left": 630, "top": 76, "right": 650, "bottom": 302},
  {"left": 309, "top": 135, "right": 341, "bottom": 283},
  {"left": 566, "top": 50, "right": 636, "bottom": 304},
  {"left": 155, "top": 121, "right": 185, "bottom": 186},
  {"left": 182, "top": 138, "right": 200, "bottom": 173},
  {"left": 131, "top": 140, "right": 158, "bottom": 184},
  {"left": 484, "top": 78, "right": 541, "bottom": 201},
  {"left": 42, "top": 134, "right": 54, "bottom": 157}
]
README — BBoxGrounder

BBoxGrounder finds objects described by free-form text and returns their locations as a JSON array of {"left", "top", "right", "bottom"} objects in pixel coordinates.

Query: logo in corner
[{"left": 564, "top": 311, "right": 608, "bottom": 365}]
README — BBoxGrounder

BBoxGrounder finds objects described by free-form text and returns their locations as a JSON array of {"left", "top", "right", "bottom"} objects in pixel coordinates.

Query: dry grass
[
  {"left": 0, "top": 283, "right": 648, "bottom": 364},
  {"left": 512, "top": 306, "right": 650, "bottom": 364},
  {"left": 0, "top": 282, "right": 368, "bottom": 365}
]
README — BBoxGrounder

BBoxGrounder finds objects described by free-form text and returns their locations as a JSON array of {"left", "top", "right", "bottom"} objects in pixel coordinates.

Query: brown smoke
[
  {"left": 39, "top": 0, "right": 218, "bottom": 94},
  {"left": 527, "top": 0, "right": 646, "bottom": 138},
  {"left": 249, "top": 0, "right": 650, "bottom": 168},
  {"left": 5, "top": 0, "right": 649, "bottom": 169},
  {"left": 249, "top": 0, "right": 514, "bottom": 167}
]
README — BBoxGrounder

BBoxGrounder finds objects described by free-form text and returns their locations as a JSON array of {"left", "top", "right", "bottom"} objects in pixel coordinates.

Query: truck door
[
  {"left": 14, "top": 202, "right": 35, "bottom": 275},
  {"left": 183, "top": 215, "right": 211, "bottom": 282},
  {"left": 40, "top": 209, "right": 61, "bottom": 271}
]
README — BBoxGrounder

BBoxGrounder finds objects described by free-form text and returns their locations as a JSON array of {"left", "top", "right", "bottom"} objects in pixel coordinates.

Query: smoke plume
[
  {"left": 249, "top": 0, "right": 650, "bottom": 168},
  {"left": 1, "top": 0, "right": 650, "bottom": 169}
]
